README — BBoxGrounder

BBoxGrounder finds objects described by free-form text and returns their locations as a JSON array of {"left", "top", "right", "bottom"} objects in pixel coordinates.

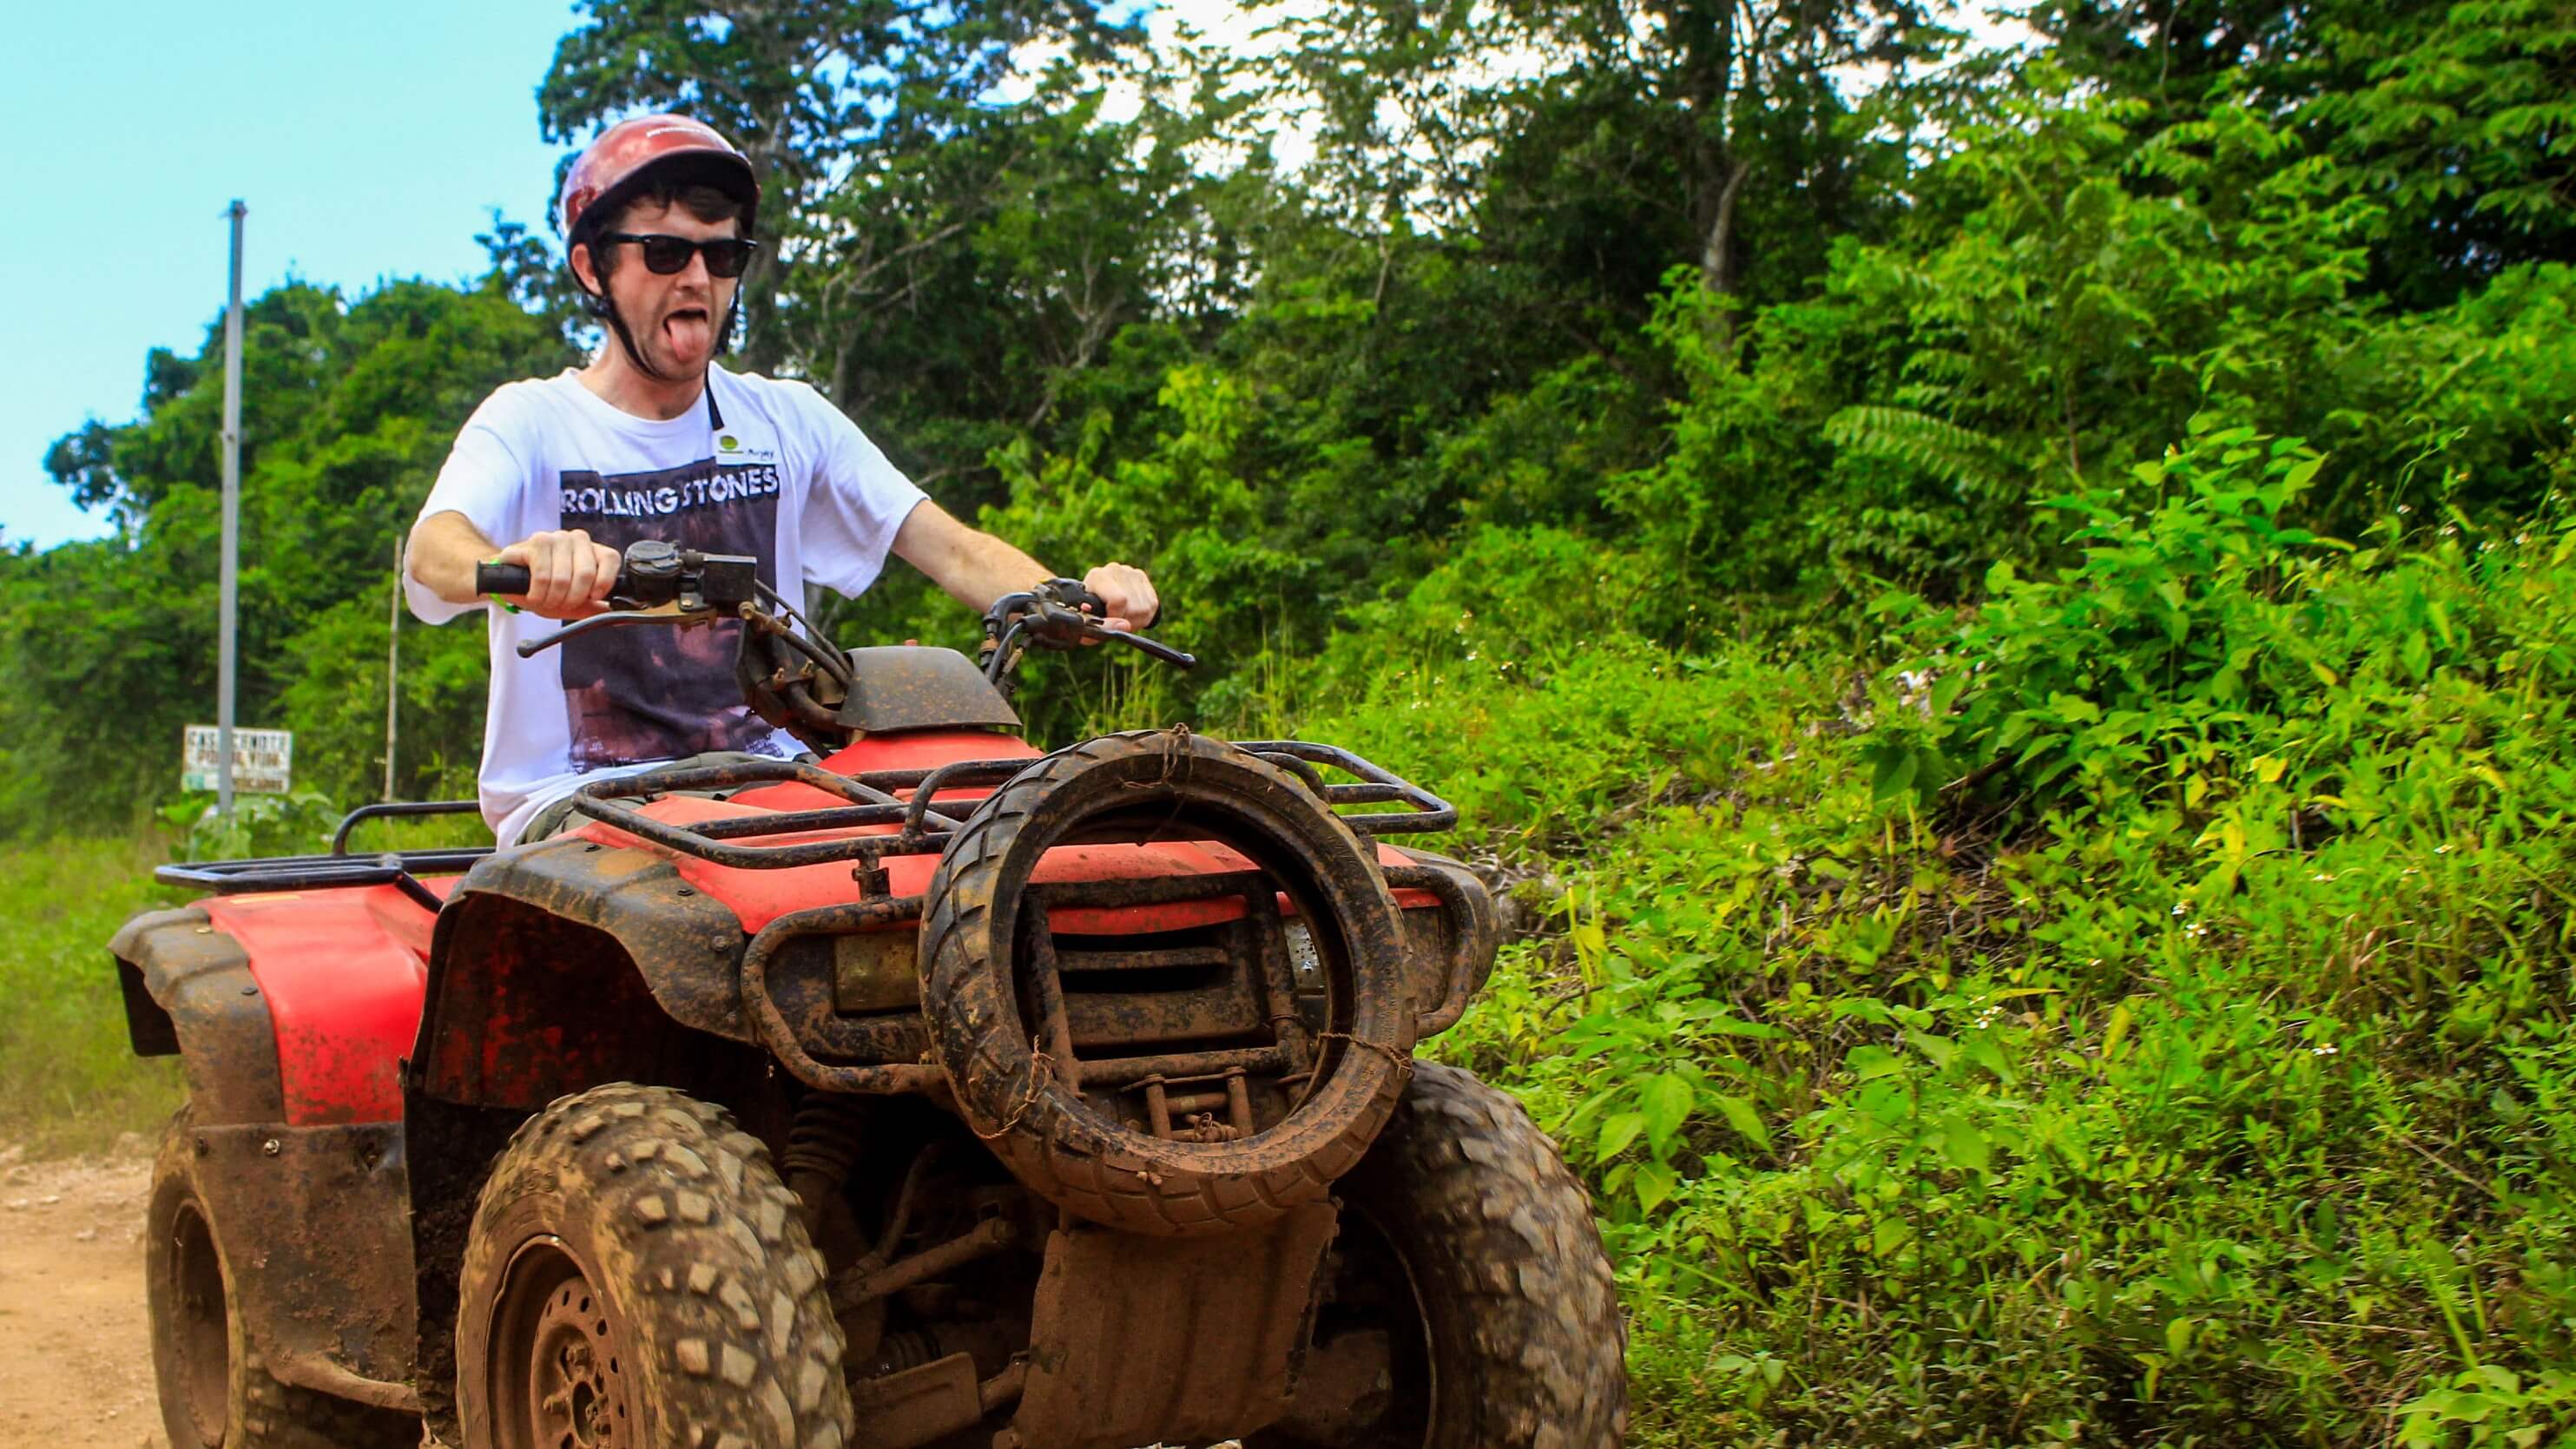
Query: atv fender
[
  {"left": 112, "top": 907, "right": 287, "bottom": 1124},
  {"left": 114, "top": 908, "right": 419, "bottom": 1409},
  {"left": 123, "top": 882, "right": 442, "bottom": 1127},
  {"left": 412, "top": 840, "right": 763, "bottom": 1110}
]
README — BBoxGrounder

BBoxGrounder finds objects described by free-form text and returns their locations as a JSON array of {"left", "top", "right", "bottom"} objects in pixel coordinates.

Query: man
[{"left": 406, "top": 115, "right": 1154, "bottom": 843}]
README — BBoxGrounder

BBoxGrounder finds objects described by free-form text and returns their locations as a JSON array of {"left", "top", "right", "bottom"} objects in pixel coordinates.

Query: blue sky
[
  {"left": 3, "top": 1, "right": 2012, "bottom": 551},
  {"left": 3, "top": 1, "right": 582, "bottom": 548}
]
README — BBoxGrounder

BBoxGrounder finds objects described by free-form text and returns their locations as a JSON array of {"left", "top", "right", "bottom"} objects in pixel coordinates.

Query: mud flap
[
  {"left": 187, "top": 1121, "right": 420, "bottom": 1407},
  {"left": 1010, "top": 1199, "right": 1340, "bottom": 1449}
]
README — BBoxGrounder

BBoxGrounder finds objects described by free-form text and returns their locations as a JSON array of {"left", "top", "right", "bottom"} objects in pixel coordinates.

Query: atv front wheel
[
  {"left": 455, "top": 1084, "right": 853, "bottom": 1449},
  {"left": 1254, "top": 1063, "right": 1628, "bottom": 1449},
  {"left": 146, "top": 1111, "right": 419, "bottom": 1449}
]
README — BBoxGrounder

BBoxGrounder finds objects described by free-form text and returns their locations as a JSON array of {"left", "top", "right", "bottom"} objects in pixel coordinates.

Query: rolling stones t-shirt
[{"left": 405, "top": 366, "right": 926, "bottom": 843}]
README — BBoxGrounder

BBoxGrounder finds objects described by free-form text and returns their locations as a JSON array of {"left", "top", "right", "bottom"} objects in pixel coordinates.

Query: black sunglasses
[{"left": 597, "top": 233, "right": 758, "bottom": 278}]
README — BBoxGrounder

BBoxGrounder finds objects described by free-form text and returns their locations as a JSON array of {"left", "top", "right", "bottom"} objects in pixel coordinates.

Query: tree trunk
[
  {"left": 1663, "top": 0, "right": 1748, "bottom": 347},
  {"left": 737, "top": 133, "right": 792, "bottom": 376},
  {"left": 1700, "top": 154, "right": 1753, "bottom": 352}
]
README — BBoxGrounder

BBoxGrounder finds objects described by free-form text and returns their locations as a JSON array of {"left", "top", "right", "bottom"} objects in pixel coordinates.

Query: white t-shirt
[{"left": 406, "top": 366, "right": 927, "bottom": 843}]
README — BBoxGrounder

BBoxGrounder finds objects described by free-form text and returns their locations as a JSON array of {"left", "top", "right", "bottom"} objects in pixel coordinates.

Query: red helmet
[{"left": 557, "top": 114, "right": 759, "bottom": 246}]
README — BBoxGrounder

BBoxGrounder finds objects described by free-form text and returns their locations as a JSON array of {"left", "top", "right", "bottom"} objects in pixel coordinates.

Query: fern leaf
[{"left": 1826, "top": 405, "right": 2019, "bottom": 496}]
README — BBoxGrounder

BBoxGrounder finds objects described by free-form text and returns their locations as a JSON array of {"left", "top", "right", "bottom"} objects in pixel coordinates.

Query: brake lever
[
  {"left": 1104, "top": 627, "right": 1196, "bottom": 669},
  {"left": 1023, "top": 598, "right": 1197, "bottom": 666},
  {"left": 516, "top": 603, "right": 718, "bottom": 658},
  {"left": 1051, "top": 612, "right": 1196, "bottom": 668}
]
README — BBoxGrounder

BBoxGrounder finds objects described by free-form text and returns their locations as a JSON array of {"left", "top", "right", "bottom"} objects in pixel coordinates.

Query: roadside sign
[{"left": 182, "top": 725, "right": 293, "bottom": 794}]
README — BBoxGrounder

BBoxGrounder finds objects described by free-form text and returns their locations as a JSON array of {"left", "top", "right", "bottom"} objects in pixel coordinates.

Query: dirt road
[
  {"left": 0, "top": 1142, "right": 162, "bottom": 1449},
  {"left": 0, "top": 1144, "right": 1236, "bottom": 1449}
]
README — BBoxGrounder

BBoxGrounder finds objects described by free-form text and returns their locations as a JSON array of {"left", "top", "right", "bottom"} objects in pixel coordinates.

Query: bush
[{"left": 1296, "top": 437, "right": 2576, "bottom": 1443}]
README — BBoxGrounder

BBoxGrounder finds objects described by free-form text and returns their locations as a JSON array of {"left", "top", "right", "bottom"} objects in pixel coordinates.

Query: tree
[
  {"left": 1261, "top": 0, "right": 1942, "bottom": 340},
  {"left": 785, "top": 71, "right": 1271, "bottom": 496},
  {"left": 2024, "top": 0, "right": 2576, "bottom": 307},
  {"left": 7, "top": 273, "right": 574, "bottom": 833},
  {"left": 537, "top": 0, "right": 1144, "bottom": 372}
]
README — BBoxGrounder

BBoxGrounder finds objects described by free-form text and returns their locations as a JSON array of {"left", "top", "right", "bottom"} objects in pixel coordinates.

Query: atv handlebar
[
  {"left": 481, "top": 543, "right": 767, "bottom": 660},
  {"left": 478, "top": 541, "right": 758, "bottom": 624},
  {"left": 1031, "top": 576, "right": 1167, "bottom": 633},
  {"left": 473, "top": 560, "right": 533, "bottom": 596},
  {"left": 979, "top": 579, "right": 1196, "bottom": 683},
  {"left": 481, "top": 542, "right": 1193, "bottom": 684}
]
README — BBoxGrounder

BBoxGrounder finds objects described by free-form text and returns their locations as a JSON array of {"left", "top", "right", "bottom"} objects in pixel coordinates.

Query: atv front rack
[
  {"left": 151, "top": 744, "right": 1454, "bottom": 902},
  {"left": 155, "top": 800, "right": 492, "bottom": 911},
  {"left": 568, "top": 741, "right": 1457, "bottom": 873}
]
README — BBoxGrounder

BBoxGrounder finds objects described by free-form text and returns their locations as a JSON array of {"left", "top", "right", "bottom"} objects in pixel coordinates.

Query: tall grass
[
  {"left": 0, "top": 798, "right": 493, "bottom": 1158},
  {"left": 1284, "top": 452, "right": 2576, "bottom": 1445},
  {"left": 0, "top": 838, "right": 183, "bottom": 1156}
]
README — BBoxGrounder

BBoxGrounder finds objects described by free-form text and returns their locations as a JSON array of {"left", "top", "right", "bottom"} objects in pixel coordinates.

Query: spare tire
[{"left": 921, "top": 728, "right": 1417, "bottom": 1235}]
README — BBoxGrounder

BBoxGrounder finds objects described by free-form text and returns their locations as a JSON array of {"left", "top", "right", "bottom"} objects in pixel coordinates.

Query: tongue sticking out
[{"left": 662, "top": 308, "right": 712, "bottom": 357}]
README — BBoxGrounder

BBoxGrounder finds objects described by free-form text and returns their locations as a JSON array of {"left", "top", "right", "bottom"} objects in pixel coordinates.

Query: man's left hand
[{"left": 1080, "top": 563, "right": 1158, "bottom": 633}]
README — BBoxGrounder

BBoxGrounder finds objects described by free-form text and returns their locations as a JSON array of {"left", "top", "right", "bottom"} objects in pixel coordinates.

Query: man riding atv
[
  {"left": 117, "top": 112, "right": 1628, "bottom": 1449},
  {"left": 405, "top": 114, "right": 1156, "bottom": 845}
]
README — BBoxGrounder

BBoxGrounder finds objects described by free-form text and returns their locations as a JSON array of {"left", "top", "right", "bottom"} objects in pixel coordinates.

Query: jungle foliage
[{"left": 7, "top": 0, "right": 2574, "bottom": 1439}]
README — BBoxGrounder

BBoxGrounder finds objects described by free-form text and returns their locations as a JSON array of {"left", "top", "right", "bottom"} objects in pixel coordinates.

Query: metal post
[
  {"left": 217, "top": 200, "right": 246, "bottom": 819},
  {"left": 385, "top": 537, "right": 401, "bottom": 802}
]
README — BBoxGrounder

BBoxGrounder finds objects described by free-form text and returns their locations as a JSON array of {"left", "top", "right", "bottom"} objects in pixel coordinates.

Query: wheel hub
[
  {"left": 491, "top": 1242, "right": 633, "bottom": 1449},
  {"left": 530, "top": 1282, "right": 625, "bottom": 1448}
]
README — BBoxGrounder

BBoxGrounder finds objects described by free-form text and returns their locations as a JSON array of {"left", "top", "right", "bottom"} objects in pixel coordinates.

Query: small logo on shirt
[{"left": 714, "top": 429, "right": 775, "bottom": 464}]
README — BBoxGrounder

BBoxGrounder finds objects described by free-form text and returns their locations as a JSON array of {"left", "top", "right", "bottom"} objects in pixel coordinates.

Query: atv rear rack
[
  {"left": 155, "top": 800, "right": 492, "bottom": 910},
  {"left": 568, "top": 740, "right": 1456, "bottom": 873}
]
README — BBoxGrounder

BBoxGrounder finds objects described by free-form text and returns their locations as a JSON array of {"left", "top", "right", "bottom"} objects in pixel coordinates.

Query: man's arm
[
  {"left": 407, "top": 510, "right": 624, "bottom": 621},
  {"left": 891, "top": 501, "right": 1158, "bottom": 630}
]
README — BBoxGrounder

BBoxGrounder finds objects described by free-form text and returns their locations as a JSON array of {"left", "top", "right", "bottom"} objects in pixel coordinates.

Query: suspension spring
[
  {"left": 782, "top": 1093, "right": 868, "bottom": 1222},
  {"left": 865, "top": 1328, "right": 944, "bottom": 1378}
]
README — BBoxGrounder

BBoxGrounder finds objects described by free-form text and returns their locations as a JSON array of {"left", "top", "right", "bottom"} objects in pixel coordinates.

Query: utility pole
[
  {"left": 217, "top": 200, "right": 246, "bottom": 820},
  {"left": 385, "top": 537, "right": 401, "bottom": 802}
]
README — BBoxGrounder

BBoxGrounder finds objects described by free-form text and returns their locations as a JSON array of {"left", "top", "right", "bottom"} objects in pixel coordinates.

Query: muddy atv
[{"left": 112, "top": 542, "right": 1626, "bottom": 1449}]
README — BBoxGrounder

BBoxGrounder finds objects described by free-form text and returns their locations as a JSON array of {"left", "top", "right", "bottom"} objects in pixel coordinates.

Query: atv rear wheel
[
  {"left": 1253, "top": 1063, "right": 1628, "bottom": 1449},
  {"left": 145, "top": 1111, "right": 418, "bottom": 1449},
  {"left": 456, "top": 1084, "right": 853, "bottom": 1449},
  {"left": 921, "top": 728, "right": 1417, "bottom": 1237}
]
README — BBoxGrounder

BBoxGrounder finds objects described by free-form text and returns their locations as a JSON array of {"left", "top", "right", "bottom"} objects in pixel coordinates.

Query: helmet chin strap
[
  {"left": 587, "top": 278, "right": 740, "bottom": 384},
  {"left": 600, "top": 297, "right": 674, "bottom": 382}
]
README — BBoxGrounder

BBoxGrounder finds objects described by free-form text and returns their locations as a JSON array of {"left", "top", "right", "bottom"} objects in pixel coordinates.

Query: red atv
[{"left": 114, "top": 543, "right": 1625, "bottom": 1449}]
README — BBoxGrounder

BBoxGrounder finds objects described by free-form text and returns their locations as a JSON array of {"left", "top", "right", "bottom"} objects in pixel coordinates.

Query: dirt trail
[
  {"left": 0, "top": 1142, "right": 162, "bottom": 1449},
  {"left": 0, "top": 1142, "right": 1239, "bottom": 1449}
]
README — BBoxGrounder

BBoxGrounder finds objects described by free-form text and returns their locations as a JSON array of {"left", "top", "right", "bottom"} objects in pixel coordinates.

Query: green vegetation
[
  {"left": 0, "top": 840, "right": 182, "bottom": 1156},
  {"left": 7, "top": 0, "right": 2574, "bottom": 1439},
  {"left": 1298, "top": 461, "right": 2576, "bottom": 1443}
]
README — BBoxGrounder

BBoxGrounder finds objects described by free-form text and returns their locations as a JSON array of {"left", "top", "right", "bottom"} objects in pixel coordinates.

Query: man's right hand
[{"left": 492, "top": 530, "right": 623, "bottom": 619}]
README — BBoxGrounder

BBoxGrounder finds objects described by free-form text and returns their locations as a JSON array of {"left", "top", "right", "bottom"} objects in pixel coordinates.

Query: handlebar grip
[
  {"left": 476, "top": 562, "right": 533, "bottom": 597},
  {"left": 1045, "top": 576, "right": 1165, "bottom": 628}
]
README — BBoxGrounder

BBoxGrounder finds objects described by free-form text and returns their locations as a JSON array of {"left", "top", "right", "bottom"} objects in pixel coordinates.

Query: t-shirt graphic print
[
  {"left": 557, "top": 454, "right": 782, "bottom": 767},
  {"left": 405, "top": 366, "right": 927, "bottom": 844}
]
